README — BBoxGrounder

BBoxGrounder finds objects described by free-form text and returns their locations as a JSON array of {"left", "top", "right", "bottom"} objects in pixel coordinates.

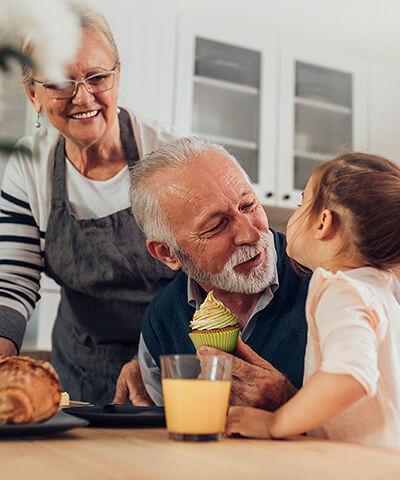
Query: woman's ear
[
  {"left": 314, "top": 208, "right": 334, "bottom": 240},
  {"left": 146, "top": 240, "right": 181, "bottom": 271},
  {"left": 25, "top": 84, "right": 42, "bottom": 113}
]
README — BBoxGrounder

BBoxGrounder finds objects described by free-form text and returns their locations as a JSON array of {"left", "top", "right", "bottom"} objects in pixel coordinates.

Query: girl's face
[{"left": 286, "top": 176, "right": 319, "bottom": 269}]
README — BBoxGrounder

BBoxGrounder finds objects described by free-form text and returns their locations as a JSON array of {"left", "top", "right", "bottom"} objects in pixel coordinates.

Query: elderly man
[{"left": 115, "top": 137, "right": 309, "bottom": 409}]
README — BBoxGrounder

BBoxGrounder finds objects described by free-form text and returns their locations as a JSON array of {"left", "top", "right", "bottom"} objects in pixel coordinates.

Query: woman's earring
[
  {"left": 34, "top": 112, "right": 41, "bottom": 129},
  {"left": 117, "top": 107, "right": 121, "bottom": 114}
]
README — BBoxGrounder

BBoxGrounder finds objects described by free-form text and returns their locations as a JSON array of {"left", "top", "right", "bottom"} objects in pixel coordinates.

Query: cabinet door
[
  {"left": 175, "top": 16, "right": 278, "bottom": 204},
  {"left": 369, "top": 63, "right": 400, "bottom": 164},
  {"left": 278, "top": 45, "right": 368, "bottom": 208}
]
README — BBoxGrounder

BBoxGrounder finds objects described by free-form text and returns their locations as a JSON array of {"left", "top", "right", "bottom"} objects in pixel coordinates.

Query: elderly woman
[{"left": 0, "top": 5, "right": 176, "bottom": 404}]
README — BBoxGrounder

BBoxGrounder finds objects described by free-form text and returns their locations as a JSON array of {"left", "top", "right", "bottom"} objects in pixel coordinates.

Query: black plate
[
  {"left": 0, "top": 411, "right": 89, "bottom": 438},
  {"left": 63, "top": 404, "right": 166, "bottom": 428}
]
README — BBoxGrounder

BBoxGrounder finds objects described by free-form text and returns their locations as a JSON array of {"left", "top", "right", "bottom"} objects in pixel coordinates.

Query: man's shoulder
[
  {"left": 145, "top": 270, "right": 189, "bottom": 319},
  {"left": 271, "top": 229, "right": 286, "bottom": 254}
]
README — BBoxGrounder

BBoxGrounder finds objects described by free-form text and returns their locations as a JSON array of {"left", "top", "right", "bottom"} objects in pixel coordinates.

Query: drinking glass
[{"left": 160, "top": 354, "right": 232, "bottom": 442}]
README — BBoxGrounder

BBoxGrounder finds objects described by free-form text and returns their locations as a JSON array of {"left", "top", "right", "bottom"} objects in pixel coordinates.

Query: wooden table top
[{"left": 1, "top": 426, "right": 400, "bottom": 480}]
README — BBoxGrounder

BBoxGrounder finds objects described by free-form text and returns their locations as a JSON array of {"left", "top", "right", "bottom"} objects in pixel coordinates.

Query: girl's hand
[{"left": 225, "top": 406, "right": 276, "bottom": 439}]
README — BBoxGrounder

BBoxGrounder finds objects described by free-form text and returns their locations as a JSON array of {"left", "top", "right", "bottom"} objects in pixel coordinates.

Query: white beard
[{"left": 175, "top": 232, "right": 276, "bottom": 294}]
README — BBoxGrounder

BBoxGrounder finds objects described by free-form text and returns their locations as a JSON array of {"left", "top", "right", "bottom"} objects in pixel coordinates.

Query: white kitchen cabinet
[
  {"left": 174, "top": 16, "right": 279, "bottom": 204},
  {"left": 369, "top": 63, "right": 400, "bottom": 164},
  {"left": 277, "top": 45, "right": 368, "bottom": 208},
  {"left": 174, "top": 20, "right": 369, "bottom": 210}
]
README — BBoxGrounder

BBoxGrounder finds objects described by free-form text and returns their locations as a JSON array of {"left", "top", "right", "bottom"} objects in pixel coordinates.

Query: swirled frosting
[{"left": 190, "top": 291, "right": 237, "bottom": 331}]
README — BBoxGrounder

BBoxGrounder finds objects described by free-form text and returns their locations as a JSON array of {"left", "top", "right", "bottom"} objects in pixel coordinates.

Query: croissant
[{"left": 0, "top": 355, "right": 61, "bottom": 424}]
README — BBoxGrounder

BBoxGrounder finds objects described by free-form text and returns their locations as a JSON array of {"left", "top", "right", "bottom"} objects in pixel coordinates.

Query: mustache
[{"left": 228, "top": 232, "right": 270, "bottom": 268}]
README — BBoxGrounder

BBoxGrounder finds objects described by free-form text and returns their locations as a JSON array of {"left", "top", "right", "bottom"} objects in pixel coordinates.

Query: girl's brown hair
[{"left": 306, "top": 151, "right": 400, "bottom": 269}]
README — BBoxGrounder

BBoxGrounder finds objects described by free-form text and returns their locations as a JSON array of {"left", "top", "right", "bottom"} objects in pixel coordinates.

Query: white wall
[
  {"left": 176, "top": 0, "right": 400, "bottom": 65},
  {"left": 90, "top": 0, "right": 177, "bottom": 125},
  {"left": 90, "top": 0, "right": 400, "bottom": 126}
]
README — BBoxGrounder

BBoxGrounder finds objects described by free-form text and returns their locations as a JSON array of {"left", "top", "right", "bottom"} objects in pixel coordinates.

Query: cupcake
[{"left": 188, "top": 291, "right": 240, "bottom": 353}]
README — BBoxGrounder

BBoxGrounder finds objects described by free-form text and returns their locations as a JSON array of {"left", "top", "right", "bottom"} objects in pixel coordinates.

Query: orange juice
[{"left": 162, "top": 379, "right": 231, "bottom": 434}]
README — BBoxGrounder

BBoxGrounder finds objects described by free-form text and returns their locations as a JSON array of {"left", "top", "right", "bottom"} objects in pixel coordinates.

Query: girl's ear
[
  {"left": 146, "top": 240, "right": 182, "bottom": 271},
  {"left": 314, "top": 208, "right": 334, "bottom": 240}
]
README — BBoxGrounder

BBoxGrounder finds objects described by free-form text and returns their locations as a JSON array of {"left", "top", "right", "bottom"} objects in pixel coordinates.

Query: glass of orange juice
[{"left": 160, "top": 354, "right": 232, "bottom": 442}]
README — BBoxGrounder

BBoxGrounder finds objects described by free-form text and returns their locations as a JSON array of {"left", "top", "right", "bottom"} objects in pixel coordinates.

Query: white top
[
  {"left": 65, "top": 160, "right": 130, "bottom": 219},
  {"left": 304, "top": 266, "right": 400, "bottom": 449},
  {"left": 0, "top": 108, "right": 176, "bottom": 349}
]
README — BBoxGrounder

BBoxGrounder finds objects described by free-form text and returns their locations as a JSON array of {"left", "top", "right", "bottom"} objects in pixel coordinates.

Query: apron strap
[
  {"left": 51, "top": 136, "right": 67, "bottom": 207},
  {"left": 119, "top": 107, "right": 140, "bottom": 167}
]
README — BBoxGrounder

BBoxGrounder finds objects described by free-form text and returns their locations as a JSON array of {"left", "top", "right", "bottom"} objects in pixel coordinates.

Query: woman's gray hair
[
  {"left": 21, "top": 1, "right": 120, "bottom": 85},
  {"left": 130, "top": 136, "right": 249, "bottom": 247}
]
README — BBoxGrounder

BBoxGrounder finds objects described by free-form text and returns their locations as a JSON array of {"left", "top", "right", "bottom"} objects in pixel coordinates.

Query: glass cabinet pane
[
  {"left": 195, "top": 38, "right": 260, "bottom": 88},
  {"left": 226, "top": 145, "right": 259, "bottom": 184},
  {"left": 191, "top": 37, "right": 261, "bottom": 183},
  {"left": 296, "top": 61, "right": 352, "bottom": 107},
  {"left": 293, "top": 61, "right": 353, "bottom": 191},
  {"left": 295, "top": 104, "right": 352, "bottom": 155},
  {"left": 192, "top": 81, "right": 259, "bottom": 142}
]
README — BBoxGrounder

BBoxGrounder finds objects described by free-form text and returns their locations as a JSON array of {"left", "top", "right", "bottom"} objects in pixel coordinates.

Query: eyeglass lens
[{"left": 44, "top": 72, "right": 115, "bottom": 99}]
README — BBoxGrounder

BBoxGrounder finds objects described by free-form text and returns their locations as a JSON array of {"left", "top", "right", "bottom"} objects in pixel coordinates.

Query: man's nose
[
  {"left": 233, "top": 214, "right": 260, "bottom": 246},
  {"left": 72, "top": 82, "right": 95, "bottom": 104}
]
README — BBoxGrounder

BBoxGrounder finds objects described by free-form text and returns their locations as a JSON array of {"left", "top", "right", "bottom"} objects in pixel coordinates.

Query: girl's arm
[
  {"left": 226, "top": 279, "right": 380, "bottom": 440},
  {"left": 269, "top": 371, "right": 366, "bottom": 437},
  {"left": 225, "top": 371, "right": 366, "bottom": 439}
]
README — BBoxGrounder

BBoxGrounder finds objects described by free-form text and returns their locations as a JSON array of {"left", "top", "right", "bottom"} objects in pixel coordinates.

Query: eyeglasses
[{"left": 31, "top": 67, "right": 118, "bottom": 100}]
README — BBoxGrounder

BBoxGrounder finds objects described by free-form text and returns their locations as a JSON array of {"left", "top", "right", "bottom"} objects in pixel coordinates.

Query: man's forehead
[
  {"left": 157, "top": 154, "right": 250, "bottom": 202},
  {"left": 151, "top": 153, "right": 254, "bottom": 228}
]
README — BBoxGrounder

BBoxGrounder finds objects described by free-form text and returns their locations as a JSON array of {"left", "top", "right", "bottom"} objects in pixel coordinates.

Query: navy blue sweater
[{"left": 141, "top": 231, "right": 309, "bottom": 389}]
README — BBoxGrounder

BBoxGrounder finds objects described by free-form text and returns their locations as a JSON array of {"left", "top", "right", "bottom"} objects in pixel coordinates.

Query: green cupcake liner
[{"left": 188, "top": 328, "right": 240, "bottom": 354}]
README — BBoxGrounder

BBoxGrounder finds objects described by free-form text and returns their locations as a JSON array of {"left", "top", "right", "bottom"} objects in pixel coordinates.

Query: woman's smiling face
[{"left": 26, "top": 28, "right": 120, "bottom": 150}]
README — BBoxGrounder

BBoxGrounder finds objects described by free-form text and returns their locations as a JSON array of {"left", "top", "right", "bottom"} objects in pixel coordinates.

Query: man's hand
[
  {"left": 113, "top": 358, "right": 154, "bottom": 406},
  {"left": 0, "top": 337, "right": 17, "bottom": 356},
  {"left": 225, "top": 406, "right": 275, "bottom": 439},
  {"left": 198, "top": 338, "right": 296, "bottom": 411}
]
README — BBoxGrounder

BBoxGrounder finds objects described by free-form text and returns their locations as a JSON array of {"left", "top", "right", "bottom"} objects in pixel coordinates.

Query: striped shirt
[{"left": 0, "top": 109, "right": 176, "bottom": 351}]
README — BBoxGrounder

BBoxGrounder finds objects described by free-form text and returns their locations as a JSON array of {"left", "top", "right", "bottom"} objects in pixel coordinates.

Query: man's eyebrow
[{"left": 196, "top": 190, "right": 254, "bottom": 231}]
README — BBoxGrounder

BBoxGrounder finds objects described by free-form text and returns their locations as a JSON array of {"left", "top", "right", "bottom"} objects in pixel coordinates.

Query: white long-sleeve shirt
[
  {"left": 0, "top": 109, "right": 175, "bottom": 350},
  {"left": 305, "top": 267, "right": 400, "bottom": 449}
]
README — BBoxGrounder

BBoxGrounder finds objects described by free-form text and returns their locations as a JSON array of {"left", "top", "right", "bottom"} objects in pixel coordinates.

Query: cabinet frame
[
  {"left": 277, "top": 44, "right": 368, "bottom": 208},
  {"left": 174, "top": 16, "right": 279, "bottom": 204}
]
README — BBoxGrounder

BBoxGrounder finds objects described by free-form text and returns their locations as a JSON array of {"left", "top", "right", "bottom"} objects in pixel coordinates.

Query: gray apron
[{"left": 44, "top": 109, "right": 175, "bottom": 404}]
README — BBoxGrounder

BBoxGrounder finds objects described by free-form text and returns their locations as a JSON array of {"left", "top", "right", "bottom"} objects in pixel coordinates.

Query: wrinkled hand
[
  {"left": 113, "top": 358, "right": 154, "bottom": 406},
  {"left": 225, "top": 406, "right": 274, "bottom": 438},
  {"left": 198, "top": 338, "right": 296, "bottom": 411}
]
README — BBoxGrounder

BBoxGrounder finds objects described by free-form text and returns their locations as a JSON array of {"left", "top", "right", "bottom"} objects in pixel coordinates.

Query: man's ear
[
  {"left": 25, "top": 84, "right": 42, "bottom": 113},
  {"left": 314, "top": 208, "right": 334, "bottom": 240},
  {"left": 146, "top": 240, "right": 182, "bottom": 271}
]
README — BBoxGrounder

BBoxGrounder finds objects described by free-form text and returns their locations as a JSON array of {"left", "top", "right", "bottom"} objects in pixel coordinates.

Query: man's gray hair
[{"left": 130, "top": 136, "right": 249, "bottom": 246}]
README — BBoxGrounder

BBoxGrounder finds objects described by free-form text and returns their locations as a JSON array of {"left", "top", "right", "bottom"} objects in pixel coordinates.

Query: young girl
[{"left": 225, "top": 152, "right": 400, "bottom": 449}]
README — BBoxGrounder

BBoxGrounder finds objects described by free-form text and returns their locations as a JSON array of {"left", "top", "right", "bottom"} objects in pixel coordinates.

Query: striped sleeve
[{"left": 0, "top": 154, "right": 44, "bottom": 350}]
